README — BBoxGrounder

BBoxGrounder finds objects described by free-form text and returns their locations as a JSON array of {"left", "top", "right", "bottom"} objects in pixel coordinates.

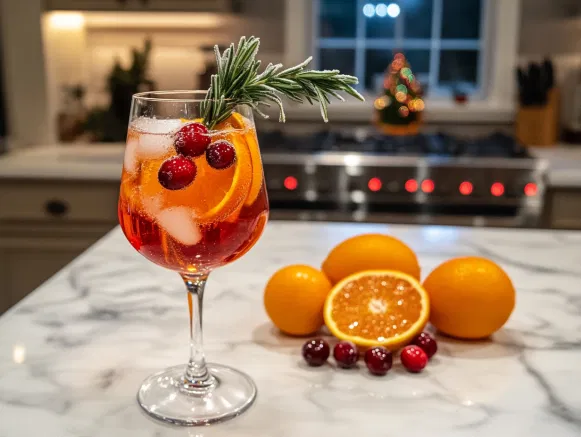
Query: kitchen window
[
  {"left": 315, "top": 0, "right": 485, "bottom": 96},
  {"left": 285, "top": 0, "right": 520, "bottom": 122}
]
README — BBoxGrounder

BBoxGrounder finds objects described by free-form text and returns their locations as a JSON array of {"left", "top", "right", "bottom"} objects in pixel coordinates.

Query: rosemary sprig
[{"left": 200, "top": 36, "right": 365, "bottom": 129}]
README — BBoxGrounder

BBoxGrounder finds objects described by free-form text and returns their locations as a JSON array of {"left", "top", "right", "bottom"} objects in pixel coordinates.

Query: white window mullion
[
  {"left": 476, "top": 0, "right": 492, "bottom": 97},
  {"left": 355, "top": 0, "right": 366, "bottom": 88},
  {"left": 311, "top": 0, "right": 321, "bottom": 68},
  {"left": 318, "top": 39, "right": 359, "bottom": 49},
  {"left": 428, "top": 0, "right": 443, "bottom": 94},
  {"left": 394, "top": 1, "right": 404, "bottom": 49}
]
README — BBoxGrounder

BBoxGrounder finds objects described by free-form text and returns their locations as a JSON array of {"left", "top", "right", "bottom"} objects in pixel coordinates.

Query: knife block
[{"left": 516, "top": 88, "right": 559, "bottom": 147}]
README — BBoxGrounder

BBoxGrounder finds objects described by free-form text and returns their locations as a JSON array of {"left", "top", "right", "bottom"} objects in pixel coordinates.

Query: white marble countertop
[
  {"left": 0, "top": 144, "right": 581, "bottom": 187},
  {"left": 529, "top": 146, "right": 581, "bottom": 187},
  {"left": 0, "top": 145, "right": 124, "bottom": 181},
  {"left": 0, "top": 221, "right": 580, "bottom": 436}
]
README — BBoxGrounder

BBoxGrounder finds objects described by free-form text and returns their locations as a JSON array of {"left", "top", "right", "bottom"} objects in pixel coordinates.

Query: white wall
[{"left": 0, "top": 0, "right": 55, "bottom": 146}]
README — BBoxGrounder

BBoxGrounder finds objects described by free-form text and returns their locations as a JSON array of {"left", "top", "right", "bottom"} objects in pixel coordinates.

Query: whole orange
[
  {"left": 322, "top": 234, "right": 420, "bottom": 285},
  {"left": 264, "top": 265, "right": 332, "bottom": 336},
  {"left": 423, "top": 257, "right": 515, "bottom": 339}
]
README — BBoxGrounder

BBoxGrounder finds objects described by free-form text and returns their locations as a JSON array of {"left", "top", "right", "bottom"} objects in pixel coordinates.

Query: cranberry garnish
[
  {"left": 333, "top": 341, "right": 358, "bottom": 368},
  {"left": 302, "top": 338, "right": 330, "bottom": 367},
  {"left": 206, "top": 140, "right": 236, "bottom": 170},
  {"left": 400, "top": 345, "right": 428, "bottom": 373},
  {"left": 410, "top": 332, "right": 438, "bottom": 359},
  {"left": 158, "top": 156, "right": 197, "bottom": 190},
  {"left": 174, "top": 122, "right": 211, "bottom": 157},
  {"left": 364, "top": 346, "right": 393, "bottom": 376}
]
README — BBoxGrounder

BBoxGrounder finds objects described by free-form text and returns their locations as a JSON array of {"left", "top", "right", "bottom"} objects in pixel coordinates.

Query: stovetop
[{"left": 258, "top": 131, "right": 532, "bottom": 159}]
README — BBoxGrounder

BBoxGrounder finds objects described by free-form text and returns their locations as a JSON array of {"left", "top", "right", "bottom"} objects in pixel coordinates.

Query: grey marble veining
[{"left": 0, "top": 222, "right": 581, "bottom": 437}]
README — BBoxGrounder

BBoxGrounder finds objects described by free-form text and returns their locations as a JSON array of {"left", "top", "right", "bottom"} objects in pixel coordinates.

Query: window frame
[
  {"left": 284, "top": 0, "right": 521, "bottom": 123},
  {"left": 313, "top": 0, "right": 487, "bottom": 98}
]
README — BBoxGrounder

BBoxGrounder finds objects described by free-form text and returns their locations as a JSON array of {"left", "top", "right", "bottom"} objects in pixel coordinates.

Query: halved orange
[{"left": 324, "top": 270, "right": 430, "bottom": 350}]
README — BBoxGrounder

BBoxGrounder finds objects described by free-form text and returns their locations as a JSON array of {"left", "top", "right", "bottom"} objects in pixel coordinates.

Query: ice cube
[
  {"left": 124, "top": 137, "right": 139, "bottom": 174},
  {"left": 138, "top": 133, "right": 174, "bottom": 158},
  {"left": 132, "top": 117, "right": 183, "bottom": 134},
  {"left": 156, "top": 207, "right": 201, "bottom": 246},
  {"left": 132, "top": 118, "right": 183, "bottom": 158},
  {"left": 141, "top": 194, "right": 163, "bottom": 218}
]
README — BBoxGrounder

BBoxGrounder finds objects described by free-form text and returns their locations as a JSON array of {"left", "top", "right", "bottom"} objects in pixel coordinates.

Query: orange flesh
[{"left": 330, "top": 275, "right": 423, "bottom": 341}]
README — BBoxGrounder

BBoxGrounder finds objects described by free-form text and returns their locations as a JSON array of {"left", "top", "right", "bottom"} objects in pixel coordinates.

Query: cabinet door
[
  {"left": 0, "top": 224, "right": 112, "bottom": 314},
  {"left": 544, "top": 188, "right": 581, "bottom": 230},
  {"left": 0, "top": 246, "right": 83, "bottom": 313}
]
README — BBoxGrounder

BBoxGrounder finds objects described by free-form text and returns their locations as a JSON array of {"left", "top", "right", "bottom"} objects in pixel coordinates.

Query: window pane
[
  {"left": 365, "top": 49, "right": 430, "bottom": 91},
  {"left": 441, "top": 0, "right": 482, "bottom": 39},
  {"left": 320, "top": 49, "right": 355, "bottom": 77},
  {"left": 439, "top": 50, "right": 479, "bottom": 85},
  {"left": 319, "top": 0, "right": 357, "bottom": 38},
  {"left": 365, "top": 2, "right": 396, "bottom": 39},
  {"left": 403, "top": 0, "right": 433, "bottom": 39}
]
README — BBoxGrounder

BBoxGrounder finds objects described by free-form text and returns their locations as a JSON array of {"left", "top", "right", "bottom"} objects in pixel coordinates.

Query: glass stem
[{"left": 181, "top": 273, "right": 216, "bottom": 394}]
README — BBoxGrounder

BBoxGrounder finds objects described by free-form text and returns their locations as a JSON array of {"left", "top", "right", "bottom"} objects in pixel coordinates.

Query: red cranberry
[
  {"left": 400, "top": 345, "right": 428, "bottom": 373},
  {"left": 410, "top": 332, "right": 438, "bottom": 359},
  {"left": 364, "top": 347, "right": 393, "bottom": 376},
  {"left": 333, "top": 341, "right": 358, "bottom": 368},
  {"left": 174, "top": 122, "right": 211, "bottom": 157},
  {"left": 206, "top": 141, "right": 236, "bottom": 170},
  {"left": 158, "top": 156, "right": 197, "bottom": 190},
  {"left": 302, "top": 338, "right": 330, "bottom": 367}
]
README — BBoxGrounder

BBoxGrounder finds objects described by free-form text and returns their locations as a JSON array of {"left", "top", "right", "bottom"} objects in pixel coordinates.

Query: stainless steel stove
[{"left": 258, "top": 130, "right": 548, "bottom": 228}]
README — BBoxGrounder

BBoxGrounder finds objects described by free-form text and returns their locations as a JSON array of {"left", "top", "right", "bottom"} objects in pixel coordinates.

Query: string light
[{"left": 396, "top": 84, "right": 408, "bottom": 94}]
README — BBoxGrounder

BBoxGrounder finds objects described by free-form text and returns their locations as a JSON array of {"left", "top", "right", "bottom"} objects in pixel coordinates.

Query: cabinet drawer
[{"left": 0, "top": 180, "right": 120, "bottom": 222}]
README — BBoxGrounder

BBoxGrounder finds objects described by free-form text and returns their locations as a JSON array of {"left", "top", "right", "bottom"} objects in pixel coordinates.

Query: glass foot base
[{"left": 137, "top": 364, "right": 257, "bottom": 426}]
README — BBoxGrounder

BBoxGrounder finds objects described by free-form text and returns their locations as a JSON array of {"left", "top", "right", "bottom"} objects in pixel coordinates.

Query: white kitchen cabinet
[
  {"left": 45, "top": 0, "right": 236, "bottom": 12},
  {"left": 0, "top": 179, "right": 119, "bottom": 314}
]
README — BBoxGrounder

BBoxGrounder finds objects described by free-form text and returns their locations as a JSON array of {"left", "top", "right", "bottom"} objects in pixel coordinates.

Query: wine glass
[{"left": 118, "top": 90, "right": 269, "bottom": 425}]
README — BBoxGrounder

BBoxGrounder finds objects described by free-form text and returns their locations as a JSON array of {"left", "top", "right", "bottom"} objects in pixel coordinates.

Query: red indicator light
[
  {"left": 459, "top": 181, "right": 473, "bottom": 196},
  {"left": 491, "top": 182, "right": 505, "bottom": 197},
  {"left": 368, "top": 177, "right": 382, "bottom": 192},
  {"left": 283, "top": 176, "right": 298, "bottom": 191},
  {"left": 421, "top": 179, "right": 435, "bottom": 193},
  {"left": 405, "top": 179, "right": 418, "bottom": 193},
  {"left": 524, "top": 183, "right": 538, "bottom": 197}
]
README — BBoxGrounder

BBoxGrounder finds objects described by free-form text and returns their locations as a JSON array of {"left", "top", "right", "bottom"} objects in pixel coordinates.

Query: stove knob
[{"left": 386, "top": 180, "right": 400, "bottom": 193}]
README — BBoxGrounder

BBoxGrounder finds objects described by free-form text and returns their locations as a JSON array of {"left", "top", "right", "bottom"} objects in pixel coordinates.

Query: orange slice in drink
[
  {"left": 227, "top": 113, "right": 264, "bottom": 207},
  {"left": 139, "top": 121, "right": 253, "bottom": 224},
  {"left": 324, "top": 270, "right": 430, "bottom": 350}
]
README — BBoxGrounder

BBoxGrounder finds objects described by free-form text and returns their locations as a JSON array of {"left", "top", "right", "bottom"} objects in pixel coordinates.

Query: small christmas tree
[{"left": 374, "top": 53, "right": 425, "bottom": 135}]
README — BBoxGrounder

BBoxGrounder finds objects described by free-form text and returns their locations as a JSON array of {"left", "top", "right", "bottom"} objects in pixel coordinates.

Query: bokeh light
[
  {"left": 387, "top": 3, "right": 401, "bottom": 18},
  {"left": 396, "top": 84, "right": 408, "bottom": 94},
  {"left": 490, "top": 182, "right": 505, "bottom": 197},
  {"left": 459, "top": 181, "right": 473, "bottom": 196},
  {"left": 375, "top": 3, "right": 388, "bottom": 17},
  {"left": 395, "top": 91, "right": 407, "bottom": 103},
  {"left": 368, "top": 177, "right": 383, "bottom": 192},
  {"left": 374, "top": 96, "right": 391, "bottom": 110},
  {"left": 363, "top": 3, "right": 375, "bottom": 17},
  {"left": 398, "top": 106, "right": 410, "bottom": 117}
]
